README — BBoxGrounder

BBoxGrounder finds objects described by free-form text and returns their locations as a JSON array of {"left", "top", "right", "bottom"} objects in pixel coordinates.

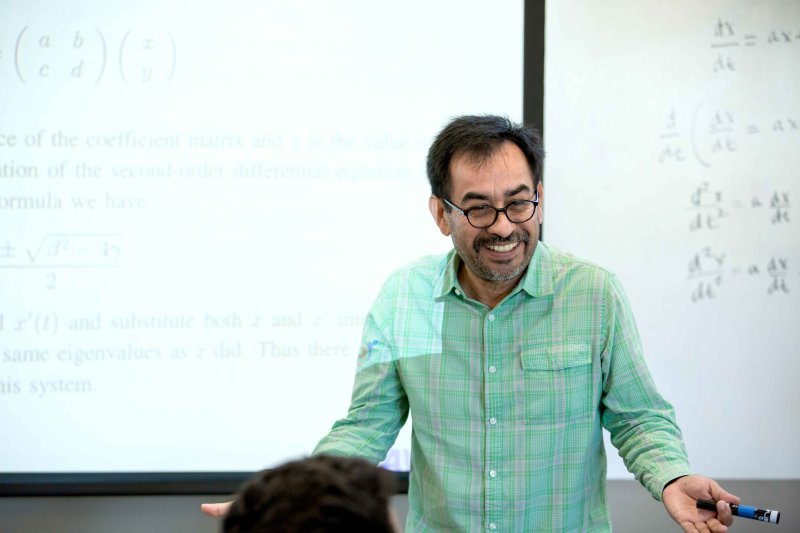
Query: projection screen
[{"left": 0, "top": 0, "right": 524, "bottom": 478}]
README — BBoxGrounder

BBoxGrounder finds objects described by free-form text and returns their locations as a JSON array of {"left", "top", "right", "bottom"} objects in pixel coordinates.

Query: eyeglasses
[{"left": 441, "top": 194, "right": 539, "bottom": 229}]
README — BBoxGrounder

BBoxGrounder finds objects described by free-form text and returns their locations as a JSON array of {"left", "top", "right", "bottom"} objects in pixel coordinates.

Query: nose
[{"left": 486, "top": 209, "right": 516, "bottom": 238}]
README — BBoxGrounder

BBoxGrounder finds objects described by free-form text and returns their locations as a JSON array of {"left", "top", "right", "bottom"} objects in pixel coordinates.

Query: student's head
[
  {"left": 427, "top": 115, "right": 545, "bottom": 287},
  {"left": 222, "top": 455, "right": 401, "bottom": 533}
]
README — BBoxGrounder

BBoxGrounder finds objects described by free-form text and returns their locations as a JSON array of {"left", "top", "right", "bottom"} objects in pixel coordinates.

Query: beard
[{"left": 457, "top": 230, "right": 534, "bottom": 282}]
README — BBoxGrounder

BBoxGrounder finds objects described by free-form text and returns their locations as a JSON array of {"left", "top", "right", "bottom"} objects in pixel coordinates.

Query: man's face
[{"left": 431, "top": 141, "right": 542, "bottom": 287}]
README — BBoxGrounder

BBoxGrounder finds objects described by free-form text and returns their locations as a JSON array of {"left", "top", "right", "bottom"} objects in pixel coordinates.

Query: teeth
[{"left": 487, "top": 242, "right": 517, "bottom": 252}]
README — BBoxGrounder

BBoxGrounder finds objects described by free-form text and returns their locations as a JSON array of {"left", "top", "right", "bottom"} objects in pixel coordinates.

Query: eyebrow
[{"left": 461, "top": 184, "right": 532, "bottom": 203}]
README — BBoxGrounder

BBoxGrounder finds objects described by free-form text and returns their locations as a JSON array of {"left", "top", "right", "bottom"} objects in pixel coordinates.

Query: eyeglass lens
[{"left": 467, "top": 201, "right": 536, "bottom": 228}]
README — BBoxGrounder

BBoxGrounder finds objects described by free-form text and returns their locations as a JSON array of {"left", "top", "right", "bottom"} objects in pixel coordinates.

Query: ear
[
  {"left": 536, "top": 181, "right": 544, "bottom": 224},
  {"left": 428, "top": 196, "right": 452, "bottom": 236}
]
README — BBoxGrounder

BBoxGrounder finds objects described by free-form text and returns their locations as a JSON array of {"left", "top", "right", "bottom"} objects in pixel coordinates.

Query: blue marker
[{"left": 697, "top": 499, "right": 780, "bottom": 525}]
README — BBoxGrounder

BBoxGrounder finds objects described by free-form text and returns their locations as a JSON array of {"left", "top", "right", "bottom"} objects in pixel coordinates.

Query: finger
[
  {"left": 709, "top": 481, "right": 740, "bottom": 505},
  {"left": 693, "top": 521, "right": 712, "bottom": 533},
  {"left": 200, "top": 503, "right": 220, "bottom": 517},
  {"left": 716, "top": 500, "right": 734, "bottom": 527},
  {"left": 706, "top": 518, "right": 729, "bottom": 533},
  {"left": 201, "top": 501, "right": 232, "bottom": 517},
  {"left": 680, "top": 520, "right": 701, "bottom": 533},
  {"left": 695, "top": 510, "right": 718, "bottom": 524},
  {"left": 700, "top": 515, "right": 728, "bottom": 533}
]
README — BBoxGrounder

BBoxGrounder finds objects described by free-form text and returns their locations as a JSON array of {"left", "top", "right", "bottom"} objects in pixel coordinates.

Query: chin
[{"left": 478, "top": 263, "right": 524, "bottom": 282}]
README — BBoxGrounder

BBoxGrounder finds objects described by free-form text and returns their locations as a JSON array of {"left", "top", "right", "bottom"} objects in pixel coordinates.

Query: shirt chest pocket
[{"left": 520, "top": 340, "right": 594, "bottom": 427}]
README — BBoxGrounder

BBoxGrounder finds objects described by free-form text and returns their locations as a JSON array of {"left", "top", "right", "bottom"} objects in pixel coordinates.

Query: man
[
  {"left": 221, "top": 455, "right": 401, "bottom": 533},
  {"left": 205, "top": 115, "right": 738, "bottom": 532}
]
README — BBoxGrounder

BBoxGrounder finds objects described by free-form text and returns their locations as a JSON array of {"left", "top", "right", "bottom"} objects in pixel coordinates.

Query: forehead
[{"left": 448, "top": 141, "right": 534, "bottom": 200}]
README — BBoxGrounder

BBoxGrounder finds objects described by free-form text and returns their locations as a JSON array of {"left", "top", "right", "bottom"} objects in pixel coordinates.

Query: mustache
[{"left": 473, "top": 232, "right": 530, "bottom": 253}]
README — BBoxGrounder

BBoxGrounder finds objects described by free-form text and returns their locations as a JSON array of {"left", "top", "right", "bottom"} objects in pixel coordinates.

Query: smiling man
[{"left": 204, "top": 116, "right": 739, "bottom": 532}]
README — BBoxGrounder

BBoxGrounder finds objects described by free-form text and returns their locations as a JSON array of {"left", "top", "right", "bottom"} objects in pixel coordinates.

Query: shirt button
[
  {"left": 488, "top": 314, "right": 495, "bottom": 321},
  {"left": 489, "top": 523, "right": 497, "bottom": 530},
  {"left": 488, "top": 365, "right": 497, "bottom": 373},
  {"left": 489, "top": 469, "right": 497, "bottom": 478},
  {"left": 455, "top": 289, "right": 461, "bottom": 296},
  {"left": 489, "top": 417, "right": 497, "bottom": 425}
]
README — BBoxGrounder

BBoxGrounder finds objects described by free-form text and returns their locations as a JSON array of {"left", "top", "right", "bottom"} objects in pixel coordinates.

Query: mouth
[
  {"left": 475, "top": 232, "right": 529, "bottom": 255},
  {"left": 485, "top": 242, "right": 519, "bottom": 253}
]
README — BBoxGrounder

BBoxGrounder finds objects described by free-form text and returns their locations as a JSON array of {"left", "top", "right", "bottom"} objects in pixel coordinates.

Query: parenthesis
[
  {"left": 167, "top": 31, "right": 176, "bottom": 84},
  {"left": 96, "top": 29, "right": 106, "bottom": 85},
  {"left": 691, "top": 102, "right": 710, "bottom": 169},
  {"left": 15, "top": 26, "right": 27, "bottom": 84},
  {"left": 119, "top": 30, "right": 130, "bottom": 84}
]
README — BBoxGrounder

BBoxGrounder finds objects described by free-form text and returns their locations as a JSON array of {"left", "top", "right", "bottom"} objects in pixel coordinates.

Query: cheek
[
  {"left": 463, "top": 229, "right": 489, "bottom": 255},
  {"left": 449, "top": 224, "right": 470, "bottom": 248},
  {"left": 524, "top": 220, "right": 540, "bottom": 238}
]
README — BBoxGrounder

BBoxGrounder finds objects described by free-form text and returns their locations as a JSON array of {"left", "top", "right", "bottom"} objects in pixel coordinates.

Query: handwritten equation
[
  {"left": 0, "top": 27, "right": 176, "bottom": 85},
  {"left": 710, "top": 17, "right": 800, "bottom": 73},
  {"left": 688, "top": 246, "right": 795, "bottom": 302},
  {"left": 686, "top": 182, "right": 791, "bottom": 231},
  {"left": 658, "top": 105, "right": 799, "bottom": 167}
]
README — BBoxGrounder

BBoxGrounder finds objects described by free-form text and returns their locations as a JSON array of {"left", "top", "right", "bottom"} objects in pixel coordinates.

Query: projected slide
[{"left": 0, "top": 0, "right": 524, "bottom": 473}]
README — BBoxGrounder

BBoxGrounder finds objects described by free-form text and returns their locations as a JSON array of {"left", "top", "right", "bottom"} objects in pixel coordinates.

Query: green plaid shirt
[{"left": 315, "top": 242, "right": 691, "bottom": 532}]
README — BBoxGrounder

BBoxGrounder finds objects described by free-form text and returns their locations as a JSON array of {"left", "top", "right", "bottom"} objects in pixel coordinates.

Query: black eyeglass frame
[{"left": 441, "top": 194, "right": 539, "bottom": 229}]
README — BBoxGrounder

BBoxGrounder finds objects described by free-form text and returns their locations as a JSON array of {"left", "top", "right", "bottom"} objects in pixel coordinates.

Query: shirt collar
[
  {"left": 437, "top": 249, "right": 461, "bottom": 299},
  {"left": 518, "top": 241, "right": 555, "bottom": 298},
  {"left": 437, "top": 242, "right": 555, "bottom": 300}
]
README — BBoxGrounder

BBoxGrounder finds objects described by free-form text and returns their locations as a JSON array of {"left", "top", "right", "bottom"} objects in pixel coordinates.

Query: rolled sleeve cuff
[{"left": 646, "top": 466, "right": 694, "bottom": 501}]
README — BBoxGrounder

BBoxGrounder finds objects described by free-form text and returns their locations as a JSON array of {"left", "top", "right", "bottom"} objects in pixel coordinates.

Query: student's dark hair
[
  {"left": 426, "top": 114, "right": 544, "bottom": 202},
  {"left": 222, "top": 455, "right": 397, "bottom": 533}
]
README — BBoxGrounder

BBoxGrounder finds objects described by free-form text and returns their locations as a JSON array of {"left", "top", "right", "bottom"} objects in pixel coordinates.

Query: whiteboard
[
  {"left": 0, "top": 0, "right": 523, "bottom": 473},
  {"left": 545, "top": 0, "right": 799, "bottom": 478}
]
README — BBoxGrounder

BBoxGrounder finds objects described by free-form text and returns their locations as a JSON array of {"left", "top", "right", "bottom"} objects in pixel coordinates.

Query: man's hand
[
  {"left": 201, "top": 501, "right": 233, "bottom": 517},
  {"left": 663, "top": 475, "right": 740, "bottom": 532}
]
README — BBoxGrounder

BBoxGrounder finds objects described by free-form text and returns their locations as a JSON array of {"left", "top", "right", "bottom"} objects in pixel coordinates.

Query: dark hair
[
  {"left": 222, "top": 455, "right": 398, "bottom": 533},
  {"left": 426, "top": 114, "right": 544, "bottom": 200}
]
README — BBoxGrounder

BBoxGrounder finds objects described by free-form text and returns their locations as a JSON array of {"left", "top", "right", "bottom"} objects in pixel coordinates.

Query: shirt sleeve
[
  {"left": 599, "top": 272, "right": 693, "bottom": 500},
  {"left": 313, "top": 280, "right": 409, "bottom": 463}
]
